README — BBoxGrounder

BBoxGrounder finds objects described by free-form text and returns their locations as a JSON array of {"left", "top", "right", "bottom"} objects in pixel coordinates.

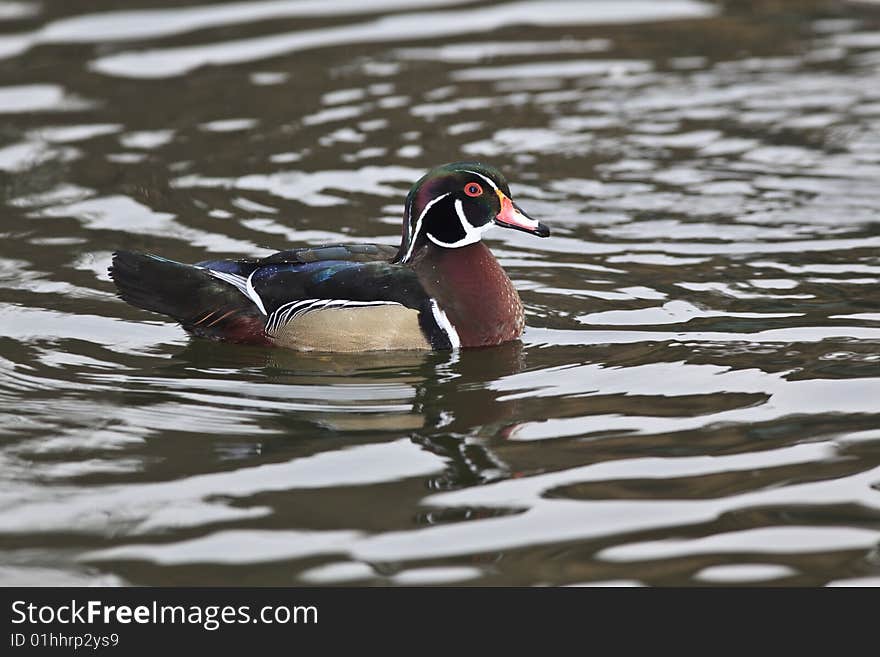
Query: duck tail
[{"left": 108, "top": 251, "right": 269, "bottom": 344}]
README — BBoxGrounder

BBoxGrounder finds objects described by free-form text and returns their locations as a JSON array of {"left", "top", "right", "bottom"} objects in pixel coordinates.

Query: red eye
[{"left": 464, "top": 182, "right": 483, "bottom": 197}]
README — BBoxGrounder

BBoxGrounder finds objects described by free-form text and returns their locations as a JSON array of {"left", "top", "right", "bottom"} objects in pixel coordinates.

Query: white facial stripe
[
  {"left": 404, "top": 171, "right": 505, "bottom": 258},
  {"left": 404, "top": 191, "right": 414, "bottom": 243},
  {"left": 461, "top": 169, "right": 500, "bottom": 192},
  {"left": 401, "top": 191, "right": 451, "bottom": 263}
]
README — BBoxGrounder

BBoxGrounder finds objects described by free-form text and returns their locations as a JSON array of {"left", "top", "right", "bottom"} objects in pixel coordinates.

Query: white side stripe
[
  {"left": 265, "top": 299, "right": 404, "bottom": 334},
  {"left": 202, "top": 267, "right": 268, "bottom": 316},
  {"left": 245, "top": 270, "right": 267, "bottom": 315},
  {"left": 204, "top": 269, "right": 248, "bottom": 294},
  {"left": 430, "top": 298, "right": 460, "bottom": 350}
]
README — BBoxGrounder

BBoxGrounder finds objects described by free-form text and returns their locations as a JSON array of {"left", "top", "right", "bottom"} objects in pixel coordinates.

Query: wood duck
[{"left": 109, "top": 162, "right": 550, "bottom": 351}]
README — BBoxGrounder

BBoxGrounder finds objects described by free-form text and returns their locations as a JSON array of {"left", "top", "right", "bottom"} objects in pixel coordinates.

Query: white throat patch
[
  {"left": 426, "top": 198, "right": 493, "bottom": 249},
  {"left": 401, "top": 169, "right": 503, "bottom": 262}
]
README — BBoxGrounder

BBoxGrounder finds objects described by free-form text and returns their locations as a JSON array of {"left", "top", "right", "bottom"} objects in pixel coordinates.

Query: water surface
[{"left": 1, "top": 0, "right": 879, "bottom": 586}]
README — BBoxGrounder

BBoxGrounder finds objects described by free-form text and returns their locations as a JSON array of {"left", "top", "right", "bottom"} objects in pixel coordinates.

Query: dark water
[{"left": 1, "top": 0, "right": 879, "bottom": 586}]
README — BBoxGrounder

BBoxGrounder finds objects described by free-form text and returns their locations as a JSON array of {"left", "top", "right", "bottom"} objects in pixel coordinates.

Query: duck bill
[{"left": 494, "top": 193, "right": 550, "bottom": 237}]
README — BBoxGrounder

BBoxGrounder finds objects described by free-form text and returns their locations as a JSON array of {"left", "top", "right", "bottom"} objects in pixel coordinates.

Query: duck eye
[{"left": 464, "top": 182, "right": 483, "bottom": 197}]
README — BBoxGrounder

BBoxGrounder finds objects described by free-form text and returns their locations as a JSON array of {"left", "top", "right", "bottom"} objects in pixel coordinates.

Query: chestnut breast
[{"left": 414, "top": 242, "right": 524, "bottom": 348}]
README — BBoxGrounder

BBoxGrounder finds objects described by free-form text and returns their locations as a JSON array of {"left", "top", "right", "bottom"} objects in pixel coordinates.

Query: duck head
[{"left": 395, "top": 162, "right": 550, "bottom": 264}]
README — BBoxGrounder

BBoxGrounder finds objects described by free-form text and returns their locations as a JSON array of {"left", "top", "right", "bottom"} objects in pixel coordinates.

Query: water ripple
[{"left": 1, "top": 0, "right": 879, "bottom": 586}]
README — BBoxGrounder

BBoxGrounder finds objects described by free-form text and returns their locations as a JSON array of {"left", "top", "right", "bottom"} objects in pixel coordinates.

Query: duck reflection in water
[{"left": 168, "top": 339, "right": 528, "bottom": 489}]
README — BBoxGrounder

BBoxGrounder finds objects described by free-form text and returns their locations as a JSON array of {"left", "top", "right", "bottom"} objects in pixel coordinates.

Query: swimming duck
[{"left": 109, "top": 162, "right": 549, "bottom": 351}]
